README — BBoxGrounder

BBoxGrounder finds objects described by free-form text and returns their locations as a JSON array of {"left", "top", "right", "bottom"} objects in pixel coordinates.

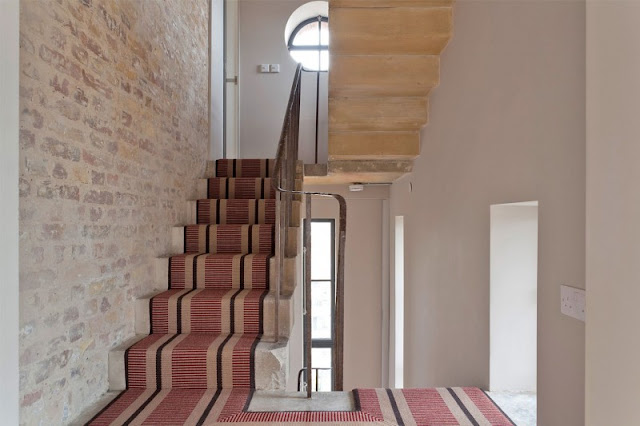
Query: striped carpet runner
[
  {"left": 86, "top": 158, "right": 514, "bottom": 425},
  {"left": 88, "top": 159, "right": 277, "bottom": 425}
]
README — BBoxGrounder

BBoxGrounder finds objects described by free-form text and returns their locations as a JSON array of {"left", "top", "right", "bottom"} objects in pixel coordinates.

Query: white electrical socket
[
  {"left": 259, "top": 64, "right": 269, "bottom": 73},
  {"left": 561, "top": 285, "right": 586, "bottom": 322},
  {"left": 270, "top": 64, "right": 280, "bottom": 73}
]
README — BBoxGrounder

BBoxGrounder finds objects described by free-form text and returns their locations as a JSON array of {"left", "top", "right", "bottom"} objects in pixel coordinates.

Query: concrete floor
[
  {"left": 487, "top": 391, "right": 537, "bottom": 426},
  {"left": 248, "top": 391, "right": 355, "bottom": 412}
]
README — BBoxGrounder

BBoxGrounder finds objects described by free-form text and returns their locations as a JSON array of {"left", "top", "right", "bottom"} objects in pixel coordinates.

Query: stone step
[
  {"left": 196, "top": 178, "right": 302, "bottom": 201},
  {"left": 186, "top": 200, "right": 302, "bottom": 227},
  {"left": 303, "top": 159, "right": 414, "bottom": 184},
  {"left": 328, "top": 131, "right": 420, "bottom": 160},
  {"left": 108, "top": 335, "right": 289, "bottom": 391},
  {"left": 154, "top": 254, "right": 298, "bottom": 294},
  {"left": 329, "top": 97, "right": 429, "bottom": 132},
  {"left": 170, "top": 225, "right": 299, "bottom": 258},
  {"left": 135, "top": 290, "right": 294, "bottom": 338},
  {"left": 204, "top": 160, "right": 304, "bottom": 179},
  {"left": 331, "top": 0, "right": 453, "bottom": 7},
  {"left": 330, "top": 6, "right": 452, "bottom": 56},
  {"left": 330, "top": 55, "right": 440, "bottom": 98}
]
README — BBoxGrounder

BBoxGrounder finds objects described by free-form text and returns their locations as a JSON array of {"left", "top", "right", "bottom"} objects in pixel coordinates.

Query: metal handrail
[
  {"left": 297, "top": 367, "right": 332, "bottom": 392},
  {"left": 271, "top": 64, "right": 347, "bottom": 397}
]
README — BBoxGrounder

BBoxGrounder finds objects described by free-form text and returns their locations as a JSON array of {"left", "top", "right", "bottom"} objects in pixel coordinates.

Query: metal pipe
[{"left": 304, "top": 194, "right": 312, "bottom": 398}]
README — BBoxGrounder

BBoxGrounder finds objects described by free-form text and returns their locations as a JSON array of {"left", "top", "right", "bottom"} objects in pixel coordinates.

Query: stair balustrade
[{"left": 272, "top": 64, "right": 347, "bottom": 396}]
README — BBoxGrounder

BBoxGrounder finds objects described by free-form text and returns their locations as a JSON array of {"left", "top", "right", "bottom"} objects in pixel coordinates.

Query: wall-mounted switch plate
[
  {"left": 258, "top": 64, "right": 269, "bottom": 73},
  {"left": 561, "top": 285, "right": 586, "bottom": 322},
  {"left": 270, "top": 64, "right": 280, "bottom": 73}
]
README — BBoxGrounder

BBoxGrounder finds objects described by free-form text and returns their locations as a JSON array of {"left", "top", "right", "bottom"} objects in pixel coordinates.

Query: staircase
[
  {"left": 316, "top": 0, "right": 454, "bottom": 183},
  {"left": 87, "top": 159, "right": 300, "bottom": 424}
]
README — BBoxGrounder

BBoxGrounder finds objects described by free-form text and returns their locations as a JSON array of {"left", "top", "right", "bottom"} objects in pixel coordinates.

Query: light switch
[
  {"left": 561, "top": 285, "right": 586, "bottom": 322},
  {"left": 258, "top": 64, "right": 269, "bottom": 73},
  {"left": 270, "top": 64, "right": 280, "bottom": 73}
]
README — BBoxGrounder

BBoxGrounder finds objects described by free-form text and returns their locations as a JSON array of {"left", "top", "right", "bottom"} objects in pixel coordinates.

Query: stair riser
[
  {"left": 135, "top": 292, "right": 293, "bottom": 338},
  {"left": 330, "top": 7, "right": 453, "bottom": 56},
  {"left": 187, "top": 201, "right": 301, "bottom": 228},
  {"left": 171, "top": 225, "right": 298, "bottom": 258},
  {"left": 197, "top": 178, "right": 303, "bottom": 200},
  {"left": 214, "top": 159, "right": 276, "bottom": 178},
  {"left": 154, "top": 257, "right": 298, "bottom": 294},
  {"left": 329, "top": 97, "right": 429, "bottom": 132},
  {"left": 330, "top": 55, "right": 440, "bottom": 98},
  {"left": 187, "top": 200, "right": 302, "bottom": 227},
  {"left": 108, "top": 337, "right": 288, "bottom": 391}
]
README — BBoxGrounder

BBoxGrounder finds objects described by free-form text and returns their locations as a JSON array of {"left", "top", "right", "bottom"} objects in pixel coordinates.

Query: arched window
[{"left": 287, "top": 16, "right": 329, "bottom": 72}]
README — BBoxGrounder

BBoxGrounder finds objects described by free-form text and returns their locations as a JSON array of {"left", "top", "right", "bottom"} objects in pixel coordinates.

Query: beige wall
[
  {"left": 1, "top": 0, "right": 20, "bottom": 423},
  {"left": 238, "top": 0, "right": 328, "bottom": 162},
  {"left": 390, "top": 1, "right": 585, "bottom": 424},
  {"left": 304, "top": 184, "right": 388, "bottom": 390},
  {"left": 18, "top": 1, "right": 209, "bottom": 423},
  {"left": 586, "top": 2, "right": 640, "bottom": 424}
]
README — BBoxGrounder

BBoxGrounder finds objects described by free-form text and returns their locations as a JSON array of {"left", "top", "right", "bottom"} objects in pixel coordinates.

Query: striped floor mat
[{"left": 87, "top": 387, "right": 514, "bottom": 425}]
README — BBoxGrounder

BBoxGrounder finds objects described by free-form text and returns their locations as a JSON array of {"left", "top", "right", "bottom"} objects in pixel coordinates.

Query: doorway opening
[{"left": 489, "top": 201, "right": 538, "bottom": 425}]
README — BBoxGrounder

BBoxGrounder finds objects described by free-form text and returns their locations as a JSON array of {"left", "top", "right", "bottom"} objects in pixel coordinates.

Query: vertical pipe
[
  {"left": 304, "top": 194, "right": 313, "bottom": 398},
  {"left": 314, "top": 16, "right": 321, "bottom": 164},
  {"left": 333, "top": 195, "right": 347, "bottom": 391},
  {"left": 274, "top": 190, "right": 282, "bottom": 343}
]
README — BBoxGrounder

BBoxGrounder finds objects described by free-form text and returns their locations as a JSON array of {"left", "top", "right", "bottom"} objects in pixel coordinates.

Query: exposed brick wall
[{"left": 18, "top": 0, "right": 209, "bottom": 423}]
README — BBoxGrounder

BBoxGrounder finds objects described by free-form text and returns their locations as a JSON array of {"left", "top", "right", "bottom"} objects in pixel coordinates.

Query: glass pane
[
  {"left": 312, "top": 347, "right": 331, "bottom": 368},
  {"left": 311, "top": 221, "right": 332, "bottom": 280},
  {"left": 292, "top": 22, "right": 320, "bottom": 46},
  {"left": 289, "top": 50, "right": 327, "bottom": 72},
  {"left": 311, "top": 281, "right": 332, "bottom": 339},
  {"left": 312, "top": 368, "right": 332, "bottom": 392},
  {"left": 289, "top": 20, "right": 329, "bottom": 71},
  {"left": 319, "top": 51, "right": 329, "bottom": 72},
  {"left": 311, "top": 348, "right": 332, "bottom": 392},
  {"left": 320, "top": 21, "right": 329, "bottom": 45}
]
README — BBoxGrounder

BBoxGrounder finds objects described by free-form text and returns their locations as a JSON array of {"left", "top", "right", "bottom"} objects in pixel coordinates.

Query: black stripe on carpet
[{"left": 448, "top": 388, "right": 479, "bottom": 426}]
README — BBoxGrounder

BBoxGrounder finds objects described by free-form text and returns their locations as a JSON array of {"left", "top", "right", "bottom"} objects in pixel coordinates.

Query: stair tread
[
  {"left": 196, "top": 199, "right": 276, "bottom": 225},
  {"left": 182, "top": 224, "right": 274, "bottom": 255},
  {"left": 207, "top": 177, "right": 276, "bottom": 200},
  {"left": 126, "top": 332, "right": 263, "bottom": 389},
  {"left": 150, "top": 288, "right": 269, "bottom": 335},
  {"left": 169, "top": 252, "right": 271, "bottom": 290},
  {"left": 215, "top": 159, "right": 275, "bottom": 178}
]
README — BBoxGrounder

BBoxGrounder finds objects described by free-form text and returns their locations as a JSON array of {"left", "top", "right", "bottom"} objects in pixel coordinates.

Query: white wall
[
  {"left": 238, "top": 0, "right": 328, "bottom": 162},
  {"left": 490, "top": 204, "right": 538, "bottom": 392},
  {"left": 586, "top": 2, "right": 640, "bottom": 424},
  {"left": 304, "top": 184, "right": 388, "bottom": 389},
  {"left": 0, "top": 0, "right": 20, "bottom": 422},
  {"left": 390, "top": 2, "right": 585, "bottom": 424}
]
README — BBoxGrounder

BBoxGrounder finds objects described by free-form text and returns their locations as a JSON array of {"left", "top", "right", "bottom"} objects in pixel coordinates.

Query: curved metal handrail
[{"left": 271, "top": 64, "right": 347, "bottom": 395}]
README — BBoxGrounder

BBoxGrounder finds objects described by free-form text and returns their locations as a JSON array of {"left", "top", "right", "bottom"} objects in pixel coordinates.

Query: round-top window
[{"left": 285, "top": 2, "right": 329, "bottom": 72}]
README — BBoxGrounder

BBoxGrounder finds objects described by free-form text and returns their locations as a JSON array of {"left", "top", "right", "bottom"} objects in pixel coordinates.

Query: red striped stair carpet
[
  {"left": 87, "top": 159, "right": 278, "bottom": 425},
  {"left": 86, "top": 159, "right": 514, "bottom": 425}
]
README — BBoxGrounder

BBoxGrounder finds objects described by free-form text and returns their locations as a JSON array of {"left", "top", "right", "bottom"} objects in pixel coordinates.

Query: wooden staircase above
[{"left": 313, "top": 0, "right": 453, "bottom": 184}]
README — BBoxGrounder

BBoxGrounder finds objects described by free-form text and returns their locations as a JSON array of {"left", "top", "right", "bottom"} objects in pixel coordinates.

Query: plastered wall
[{"left": 390, "top": 2, "right": 586, "bottom": 424}]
